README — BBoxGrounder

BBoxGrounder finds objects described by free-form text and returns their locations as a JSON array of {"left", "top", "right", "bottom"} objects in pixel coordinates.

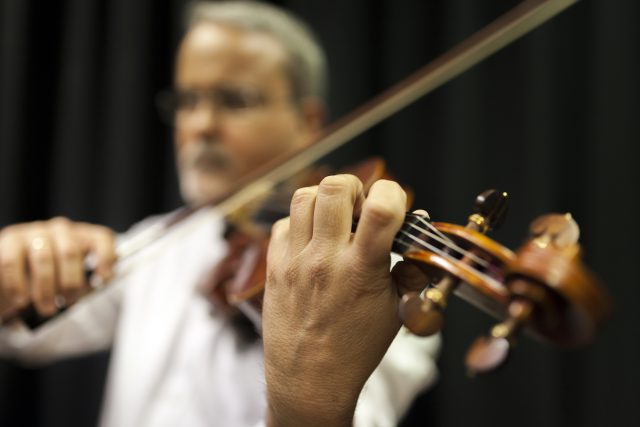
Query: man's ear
[{"left": 298, "top": 97, "right": 326, "bottom": 144}]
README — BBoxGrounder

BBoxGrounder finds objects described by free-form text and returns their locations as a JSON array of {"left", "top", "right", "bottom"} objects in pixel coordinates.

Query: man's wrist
[
  {"left": 266, "top": 395, "right": 356, "bottom": 427},
  {"left": 265, "top": 368, "right": 361, "bottom": 427}
]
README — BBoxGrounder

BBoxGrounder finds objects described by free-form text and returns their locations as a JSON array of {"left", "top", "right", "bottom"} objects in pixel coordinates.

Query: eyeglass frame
[{"left": 155, "top": 86, "right": 270, "bottom": 125}]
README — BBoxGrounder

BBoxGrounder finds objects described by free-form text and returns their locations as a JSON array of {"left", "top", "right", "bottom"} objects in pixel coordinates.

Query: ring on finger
[{"left": 30, "top": 236, "right": 47, "bottom": 251}]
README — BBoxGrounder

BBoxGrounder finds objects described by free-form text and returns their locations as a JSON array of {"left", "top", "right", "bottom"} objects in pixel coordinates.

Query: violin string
[
  {"left": 412, "top": 214, "right": 453, "bottom": 245},
  {"left": 394, "top": 230, "right": 489, "bottom": 268},
  {"left": 394, "top": 232, "right": 501, "bottom": 291},
  {"left": 394, "top": 232, "right": 450, "bottom": 267},
  {"left": 405, "top": 221, "right": 489, "bottom": 268},
  {"left": 395, "top": 230, "right": 480, "bottom": 272},
  {"left": 405, "top": 214, "right": 488, "bottom": 266}
]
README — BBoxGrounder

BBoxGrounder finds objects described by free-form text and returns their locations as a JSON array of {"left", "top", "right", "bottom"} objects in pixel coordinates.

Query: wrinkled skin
[{"left": 263, "top": 175, "right": 428, "bottom": 426}]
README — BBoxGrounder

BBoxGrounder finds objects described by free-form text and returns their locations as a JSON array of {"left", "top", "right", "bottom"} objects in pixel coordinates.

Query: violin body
[{"left": 204, "top": 157, "right": 401, "bottom": 321}]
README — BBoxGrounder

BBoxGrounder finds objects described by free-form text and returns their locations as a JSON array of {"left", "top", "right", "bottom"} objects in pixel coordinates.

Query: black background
[{"left": 1, "top": 1, "right": 637, "bottom": 426}]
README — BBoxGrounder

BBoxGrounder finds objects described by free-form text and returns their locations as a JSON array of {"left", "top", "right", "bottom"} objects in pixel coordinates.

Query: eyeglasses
[{"left": 156, "top": 86, "right": 267, "bottom": 123}]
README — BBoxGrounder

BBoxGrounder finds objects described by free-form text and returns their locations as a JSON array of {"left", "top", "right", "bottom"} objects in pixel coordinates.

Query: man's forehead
[{"left": 175, "top": 22, "right": 289, "bottom": 84}]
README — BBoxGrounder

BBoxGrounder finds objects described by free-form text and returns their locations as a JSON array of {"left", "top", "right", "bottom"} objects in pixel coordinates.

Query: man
[{"left": 0, "top": 1, "right": 439, "bottom": 426}]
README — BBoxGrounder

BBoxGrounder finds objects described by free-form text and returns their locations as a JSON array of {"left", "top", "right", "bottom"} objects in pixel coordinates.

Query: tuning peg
[
  {"left": 464, "top": 299, "right": 533, "bottom": 375},
  {"left": 399, "top": 281, "right": 455, "bottom": 336},
  {"left": 469, "top": 189, "right": 509, "bottom": 232},
  {"left": 399, "top": 292, "right": 443, "bottom": 336},
  {"left": 465, "top": 333, "right": 510, "bottom": 376}
]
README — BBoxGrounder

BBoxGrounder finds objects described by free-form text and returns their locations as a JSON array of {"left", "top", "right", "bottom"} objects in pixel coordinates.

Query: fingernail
[
  {"left": 39, "top": 302, "right": 57, "bottom": 317},
  {"left": 14, "top": 295, "right": 28, "bottom": 307},
  {"left": 90, "top": 274, "right": 105, "bottom": 289}
]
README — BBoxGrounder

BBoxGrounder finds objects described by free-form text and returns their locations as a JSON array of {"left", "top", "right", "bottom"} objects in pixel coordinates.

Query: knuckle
[
  {"left": 268, "top": 220, "right": 290, "bottom": 260},
  {"left": 266, "top": 267, "right": 279, "bottom": 287},
  {"left": 306, "top": 257, "right": 332, "bottom": 285},
  {"left": 375, "top": 179, "right": 403, "bottom": 191},
  {"left": 78, "top": 223, "right": 115, "bottom": 243},
  {"left": 49, "top": 216, "right": 71, "bottom": 229},
  {"left": 58, "top": 246, "right": 81, "bottom": 263},
  {"left": 266, "top": 263, "right": 292, "bottom": 293},
  {"left": 290, "top": 186, "right": 316, "bottom": 207},
  {"left": 370, "top": 179, "right": 407, "bottom": 201},
  {"left": 318, "top": 174, "right": 359, "bottom": 196},
  {"left": 0, "top": 226, "right": 28, "bottom": 248},
  {"left": 271, "top": 218, "right": 289, "bottom": 235},
  {"left": 267, "top": 252, "right": 287, "bottom": 280},
  {"left": 282, "top": 262, "right": 300, "bottom": 285},
  {"left": 363, "top": 200, "right": 398, "bottom": 226},
  {"left": 95, "top": 227, "right": 117, "bottom": 255},
  {"left": 370, "top": 179, "right": 406, "bottom": 203},
  {"left": 0, "top": 256, "right": 19, "bottom": 272},
  {"left": 0, "top": 225, "right": 18, "bottom": 240},
  {"left": 95, "top": 225, "right": 115, "bottom": 239},
  {"left": 27, "top": 221, "right": 46, "bottom": 233},
  {"left": 31, "top": 250, "right": 53, "bottom": 264}
]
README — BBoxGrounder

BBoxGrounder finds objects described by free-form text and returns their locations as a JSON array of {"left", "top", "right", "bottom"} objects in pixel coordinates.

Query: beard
[{"left": 177, "top": 140, "right": 236, "bottom": 206}]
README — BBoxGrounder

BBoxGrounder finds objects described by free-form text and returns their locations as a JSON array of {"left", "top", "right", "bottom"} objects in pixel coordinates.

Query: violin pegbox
[{"left": 396, "top": 190, "right": 511, "bottom": 338}]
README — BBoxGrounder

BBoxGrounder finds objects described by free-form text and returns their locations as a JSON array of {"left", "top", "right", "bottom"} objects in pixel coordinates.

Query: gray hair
[{"left": 185, "top": 1, "right": 328, "bottom": 103}]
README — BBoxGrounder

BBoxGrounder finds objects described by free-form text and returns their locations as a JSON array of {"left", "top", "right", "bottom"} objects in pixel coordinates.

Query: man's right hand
[{"left": 0, "top": 217, "right": 116, "bottom": 318}]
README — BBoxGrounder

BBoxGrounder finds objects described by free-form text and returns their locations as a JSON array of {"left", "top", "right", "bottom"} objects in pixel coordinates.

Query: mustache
[{"left": 179, "top": 140, "right": 232, "bottom": 172}]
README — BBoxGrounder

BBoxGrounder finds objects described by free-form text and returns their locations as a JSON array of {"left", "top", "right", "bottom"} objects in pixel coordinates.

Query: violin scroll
[
  {"left": 465, "top": 213, "right": 606, "bottom": 374},
  {"left": 395, "top": 194, "right": 610, "bottom": 374}
]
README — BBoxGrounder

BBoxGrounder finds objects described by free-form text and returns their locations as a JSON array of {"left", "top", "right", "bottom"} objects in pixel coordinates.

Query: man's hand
[
  {"left": 263, "top": 174, "right": 424, "bottom": 427},
  {"left": 0, "top": 217, "right": 116, "bottom": 318}
]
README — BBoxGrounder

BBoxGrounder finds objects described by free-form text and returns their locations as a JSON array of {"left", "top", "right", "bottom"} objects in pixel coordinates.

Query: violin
[
  {"left": 1, "top": 0, "right": 610, "bottom": 374},
  {"left": 204, "top": 159, "right": 610, "bottom": 374}
]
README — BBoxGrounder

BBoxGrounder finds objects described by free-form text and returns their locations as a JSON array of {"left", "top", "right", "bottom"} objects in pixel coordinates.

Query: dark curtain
[{"left": 0, "top": 0, "right": 637, "bottom": 426}]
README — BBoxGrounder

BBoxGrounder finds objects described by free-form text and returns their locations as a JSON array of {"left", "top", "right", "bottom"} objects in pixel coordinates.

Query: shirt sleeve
[{"left": 0, "top": 279, "right": 123, "bottom": 365}]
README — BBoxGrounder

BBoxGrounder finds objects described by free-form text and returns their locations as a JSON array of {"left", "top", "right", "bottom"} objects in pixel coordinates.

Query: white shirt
[{"left": 0, "top": 208, "right": 440, "bottom": 426}]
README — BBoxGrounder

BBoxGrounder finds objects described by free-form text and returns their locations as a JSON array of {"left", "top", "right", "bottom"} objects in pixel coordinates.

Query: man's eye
[
  {"left": 177, "top": 92, "right": 200, "bottom": 110},
  {"left": 219, "top": 90, "right": 262, "bottom": 110}
]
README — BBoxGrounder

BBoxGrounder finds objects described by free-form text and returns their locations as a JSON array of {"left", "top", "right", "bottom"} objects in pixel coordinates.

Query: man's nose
[{"left": 190, "top": 102, "right": 222, "bottom": 136}]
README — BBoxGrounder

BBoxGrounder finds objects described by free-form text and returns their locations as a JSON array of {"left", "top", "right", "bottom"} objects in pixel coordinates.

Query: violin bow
[
  {"left": 1, "top": 0, "right": 579, "bottom": 325},
  {"left": 118, "top": 0, "right": 578, "bottom": 261}
]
